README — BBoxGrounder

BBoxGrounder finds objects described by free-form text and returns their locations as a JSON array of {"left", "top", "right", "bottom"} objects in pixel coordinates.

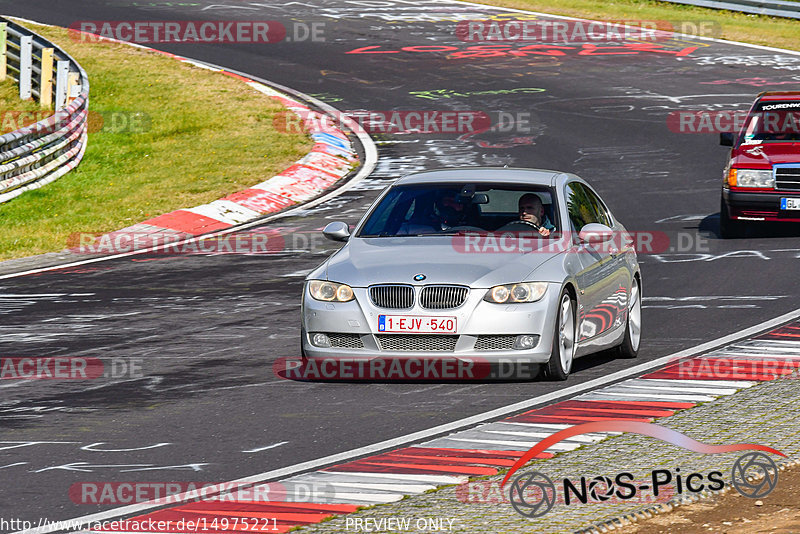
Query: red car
[{"left": 719, "top": 91, "right": 800, "bottom": 238}]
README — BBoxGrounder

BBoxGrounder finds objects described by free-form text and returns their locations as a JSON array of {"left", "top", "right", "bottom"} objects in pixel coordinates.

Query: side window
[
  {"left": 565, "top": 182, "right": 612, "bottom": 230},
  {"left": 584, "top": 186, "right": 612, "bottom": 227},
  {"left": 565, "top": 183, "right": 599, "bottom": 232}
]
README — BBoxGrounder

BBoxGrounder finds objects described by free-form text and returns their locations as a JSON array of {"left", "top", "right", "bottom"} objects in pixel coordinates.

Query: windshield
[
  {"left": 357, "top": 183, "right": 559, "bottom": 237},
  {"left": 742, "top": 101, "right": 800, "bottom": 143}
]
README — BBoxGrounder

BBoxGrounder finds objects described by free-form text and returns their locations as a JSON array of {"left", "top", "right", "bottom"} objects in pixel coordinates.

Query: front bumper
[
  {"left": 723, "top": 189, "right": 800, "bottom": 222},
  {"left": 301, "top": 282, "right": 561, "bottom": 363}
]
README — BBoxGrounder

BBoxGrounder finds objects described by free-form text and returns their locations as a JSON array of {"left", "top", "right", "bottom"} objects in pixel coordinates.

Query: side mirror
[
  {"left": 579, "top": 223, "right": 614, "bottom": 244},
  {"left": 720, "top": 132, "right": 734, "bottom": 146},
  {"left": 322, "top": 221, "right": 351, "bottom": 242}
]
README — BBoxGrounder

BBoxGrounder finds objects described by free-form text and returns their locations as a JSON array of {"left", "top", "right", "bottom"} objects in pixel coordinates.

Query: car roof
[
  {"left": 394, "top": 167, "right": 566, "bottom": 186},
  {"left": 757, "top": 91, "right": 800, "bottom": 102}
]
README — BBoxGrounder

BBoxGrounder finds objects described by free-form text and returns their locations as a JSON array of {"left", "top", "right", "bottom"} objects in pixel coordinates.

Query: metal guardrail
[
  {"left": 660, "top": 0, "right": 800, "bottom": 19},
  {"left": 0, "top": 17, "right": 89, "bottom": 203}
]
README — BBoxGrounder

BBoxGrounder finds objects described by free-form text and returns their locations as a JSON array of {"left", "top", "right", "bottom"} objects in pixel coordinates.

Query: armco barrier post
[
  {"left": 0, "top": 23, "right": 7, "bottom": 81},
  {"left": 67, "top": 71, "right": 79, "bottom": 101},
  {"left": 19, "top": 35, "right": 32, "bottom": 100},
  {"left": 55, "top": 60, "right": 69, "bottom": 109},
  {"left": 40, "top": 47, "right": 54, "bottom": 109}
]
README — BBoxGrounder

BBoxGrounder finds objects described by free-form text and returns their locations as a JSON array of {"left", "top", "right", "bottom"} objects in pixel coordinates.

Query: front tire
[
  {"left": 614, "top": 277, "right": 641, "bottom": 359},
  {"left": 544, "top": 290, "right": 576, "bottom": 381},
  {"left": 720, "top": 199, "right": 744, "bottom": 239}
]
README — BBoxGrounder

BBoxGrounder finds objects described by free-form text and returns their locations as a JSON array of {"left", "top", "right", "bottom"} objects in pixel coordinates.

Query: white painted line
[
  {"left": 0, "top": 462, "right": 27, "bottom": 470},
  {"left": 579, "top": 391, "right": 718, "bottom": 402},
  {"left": 498, "top": 422, "right": 573, "bottom": 430},
  {"left": 323, "top": 472, "right": 468, "bottom": 485},
  {"left": 716, "top": 342, "right": 800, "bottom": 351},
  {"left": 741, "top": 339, "right": 800, "bottom": 347},
  {"left": 433, "top": 437, "right": 580, "bottom": 451},
  {"left": 492, "top": 422, "right": 621, "bottom": 436},
  {"left": 289, "top": 492, "right": 403, "bottom": 504},
  {"left": 245, "top": 82, "right": 290, "bottom": 99},
  {"left": 285, "top": 473, "right": 437, "bottom": 489},
  {"left": 608, "top": 383, "right": 740, "bottom": 395},
  {"left": 634, "top": 378, "right": 757, "bottom": 388},
  {"left": 206, "top": 200, "right": 263, "bottom": 224},
  {"left": 481, "top": 430, "right": 603, "bottom": 443},
  {"left": 726, "top": 345, "right": 800, "bottom": 355},
  {"left": 705, "top": 352, "right": 800, "bottom": 360},
  {"left": 706, "top": 348, "right": 800, "bottom": 358},
  {"left": 242, "top": 441, "right": 288, "bottom": 453},
  {"left": 420, "top": 438, "right": 532, "bottom": 451},
  {"left": 297, "top": 481, "right": 435, "bottom": 493},
  {"left": 0, "top": 293, "right": 92, "bottom": 297}
]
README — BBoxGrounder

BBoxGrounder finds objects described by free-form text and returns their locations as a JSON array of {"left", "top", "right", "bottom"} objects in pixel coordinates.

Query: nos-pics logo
[{"left": 501, "top": 421, "right": 783, "bottom": 518}]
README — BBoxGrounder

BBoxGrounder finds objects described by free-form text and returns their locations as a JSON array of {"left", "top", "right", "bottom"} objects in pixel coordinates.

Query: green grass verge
[
  {"left": 0, "top": 78, "right": 41, "bottom": 117},
  {"left": 0, "top": 20, "right": 312, "bottom": 260},
  {"left": 469, "top": 0, "right": 800, "bottom": 51}
]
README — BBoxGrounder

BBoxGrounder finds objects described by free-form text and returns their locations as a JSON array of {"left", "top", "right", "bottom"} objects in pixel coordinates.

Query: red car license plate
[{"left": 378, "top": 315, "right": 457, "bottom": 333}]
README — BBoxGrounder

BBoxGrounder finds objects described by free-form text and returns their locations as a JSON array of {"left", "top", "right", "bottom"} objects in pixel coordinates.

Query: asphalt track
[{"left": 2, "top": 0, "right": 800, "bottom": 526}]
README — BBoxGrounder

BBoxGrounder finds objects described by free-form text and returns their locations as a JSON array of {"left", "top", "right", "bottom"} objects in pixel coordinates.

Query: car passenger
[{"left": 396, "top": 191, "right": 470, "bottom": 234}]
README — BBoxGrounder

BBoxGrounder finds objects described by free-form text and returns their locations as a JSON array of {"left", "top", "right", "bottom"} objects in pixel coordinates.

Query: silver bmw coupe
[{"left": 301, "top": 168, "right": 641, "bottom": 380}]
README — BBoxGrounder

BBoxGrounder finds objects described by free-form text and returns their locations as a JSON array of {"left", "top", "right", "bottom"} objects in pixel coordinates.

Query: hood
[
  {"left": 322, "top": 235, "right": 564, "bottom": 288},
  {"left": 731, "top": 142, "right": 800, "bottom": 168}
]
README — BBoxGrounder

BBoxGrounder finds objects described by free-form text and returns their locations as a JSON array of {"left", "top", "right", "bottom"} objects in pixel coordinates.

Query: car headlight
[
  {"left": 308, "top": 280, "right": 355, "bottom": 302},
  {"left": 484, "top": 282, "right": 547, "bottom": 303},
  {"left": 728, "top": 169, "right": 774, "bottom": 188}
]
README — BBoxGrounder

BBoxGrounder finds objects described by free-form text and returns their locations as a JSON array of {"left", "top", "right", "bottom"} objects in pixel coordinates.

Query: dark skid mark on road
[{"left": 2, "top": 0, "right": 800, "bottom": 523}]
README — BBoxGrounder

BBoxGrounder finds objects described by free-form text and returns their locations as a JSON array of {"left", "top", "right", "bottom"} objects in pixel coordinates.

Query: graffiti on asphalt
[
  {"left": 700, "top": 76, "right": 800, "bottom": 87},
  {"left": 351, "top": 138, "right": 485, "bottom": 191},
  {"left": 643, "top": 295, "right": 786, "bottom": 310},
  {"left": 179, "top": 0, "right": 526, "bottom": 24},
  {"left": 691, "top": 55, "right": 800, "bottom": 70},
  {"left": 0, "top": 441, "right": 213, "bottom": 473},
  {"left": 574, "top": 145, "right": 679, "bottom": 180},
  {"left": 651, "top": 250, "right": 774, "bottom": 263},
  {"left": 532, "top": 88, "right": 754, "bottom": 121},
  {"left": 32, "top": 462, "right": 209, "bottom": 473},
  {"left": 0, "top": 441, "right": 171, "bottom": 453},
  {"left": 409, "top": 87, "right": 546, "bottom": 100},
  {"left": 347, "top": 42, "right": 700, "bottom": 58},
  {"left": 307, "top": 92, "right": 344, "bottom": 103}
]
